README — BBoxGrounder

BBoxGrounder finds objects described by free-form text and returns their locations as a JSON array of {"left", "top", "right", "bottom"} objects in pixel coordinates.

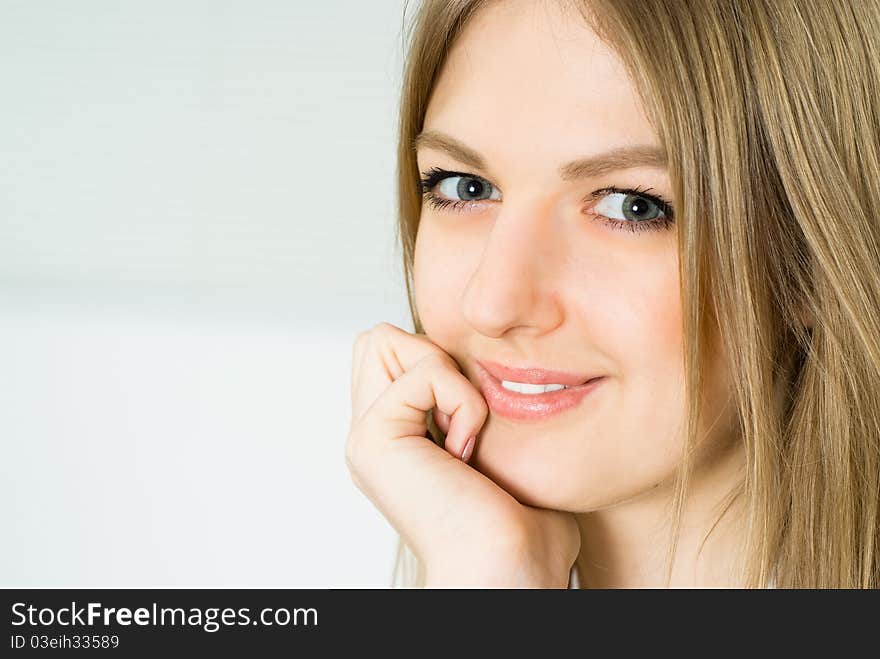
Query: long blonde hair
[{"left": 390, "top": 0, "right": 880, "bottom": 588}]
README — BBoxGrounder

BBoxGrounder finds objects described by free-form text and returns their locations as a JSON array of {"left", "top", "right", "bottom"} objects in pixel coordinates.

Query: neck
[{"left": 573, "top": 439, "right": 747, "bottom": 588}]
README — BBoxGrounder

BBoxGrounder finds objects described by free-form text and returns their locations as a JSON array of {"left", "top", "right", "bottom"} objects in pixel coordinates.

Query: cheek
[
  {"left": 575, "top": 249, "right": 687, "bottom": 502},
  {"left": 624, "top": 267, "right": 683, "bottom": 376},
  {"left": 568, "top": 241, "right": 682, "bottom": 376},
  {"left": 413, "top": 217, "right": 469, "bottom": 340},
  {"left": 412, "top": 217, "right": 693, "bottom": 511},
  {"left": 584, "top": 246, "right": 685, "bottom": 432},
  {"left": 490, "top": 245, "right": 686, "bottom": 510}
]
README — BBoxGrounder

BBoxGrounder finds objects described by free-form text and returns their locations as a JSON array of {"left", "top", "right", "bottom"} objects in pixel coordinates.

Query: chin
[
  {"left": 471, "top": 423, "right": 674, "bottom": 513},
  {"left": 469, "top": 428, "right": 598, "bottom": 510}
]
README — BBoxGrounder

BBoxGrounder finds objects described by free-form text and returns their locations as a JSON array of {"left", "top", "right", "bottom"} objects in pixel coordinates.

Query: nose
[{"left": 460, "top": 202, "right": 565, "bottom": 338}]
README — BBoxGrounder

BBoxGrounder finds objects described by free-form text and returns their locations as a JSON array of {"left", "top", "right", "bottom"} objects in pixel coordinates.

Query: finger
[
  {"left": 346, "top": 350, "right": 494, "bottom": 563},
  {"left": 433, "top": 408, "right": 451, "bottom": 436},
  {"left": 370, "top": 322, "right": 461, "bottom": 374},
  {"left": 351, "top": 323, "right": 462, "bottom": 423},
  {"left": 366, "top": 352, "right": 488, "bottom": 460},
  {"left": 349, "top": 426, "right": 515, "bottom": 567}
]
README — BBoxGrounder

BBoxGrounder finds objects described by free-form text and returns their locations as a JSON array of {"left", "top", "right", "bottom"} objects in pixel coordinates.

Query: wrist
[{"left": 424, "top": 556, "right": 569, "bottom": 588}]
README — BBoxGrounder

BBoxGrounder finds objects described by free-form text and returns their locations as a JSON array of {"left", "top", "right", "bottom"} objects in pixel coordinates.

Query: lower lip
[{"left": 474, "top": 363, "right": 606, "bottom": 421}]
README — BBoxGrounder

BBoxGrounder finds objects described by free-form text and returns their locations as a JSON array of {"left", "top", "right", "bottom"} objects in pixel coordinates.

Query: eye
[
  {"left": 419, "top": 167, "right": 501, "bottom": 212},
  {"left": 419, "top": 167, "right": 675, "bottom": 235},
  {"left": 437, "top": 175, "right": 501, "bottom": 202},
  {"left": 586, "top": 186, "right": 675, "bottom": 234},
  {"left": 594, "top": 192, "right": 664, "bottom": 222}
]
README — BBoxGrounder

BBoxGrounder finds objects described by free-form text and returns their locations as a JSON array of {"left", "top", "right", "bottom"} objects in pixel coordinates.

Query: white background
[{"left": 0, "top": 0, "right": 412, "bottom": 586}]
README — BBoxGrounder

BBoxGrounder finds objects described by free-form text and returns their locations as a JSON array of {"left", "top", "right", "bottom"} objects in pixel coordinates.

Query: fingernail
[{"left": 461, "top": 435, "right": 476, "bottom": 462}]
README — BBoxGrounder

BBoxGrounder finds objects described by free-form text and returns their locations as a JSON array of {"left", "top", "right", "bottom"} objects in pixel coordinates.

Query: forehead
[{"left": 422, "top": 0, "right": 659, "bottom": 172}]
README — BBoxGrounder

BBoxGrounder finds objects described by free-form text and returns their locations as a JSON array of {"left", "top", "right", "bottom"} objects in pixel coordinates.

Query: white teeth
[{"left": 500, "top": 380, "right": 568, "bottom": 394}]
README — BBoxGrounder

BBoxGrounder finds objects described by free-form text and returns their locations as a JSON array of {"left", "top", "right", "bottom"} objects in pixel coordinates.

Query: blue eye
[
  {"left": 587, "top": 186, "right": 675, "bottom": 234},
  {"left": 419, "top": 167, "right": 501, "bottom": 212},
  {"left": 418, "top": 167, "right": 675, "bottom": 234},
  {"left": 436, "top": 175, "right": 502, "bottom": 202},
  {"left": 594, "top": 192, "right": 664, "bottom": 222}
]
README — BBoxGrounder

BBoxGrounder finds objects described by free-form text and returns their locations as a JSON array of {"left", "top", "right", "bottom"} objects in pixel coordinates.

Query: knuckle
[
  {"left": 359, "top": 323, "right": 403, "bottom": 356},
  {"left": 372, "top": 321, "right": 402, "bottom": 337}
]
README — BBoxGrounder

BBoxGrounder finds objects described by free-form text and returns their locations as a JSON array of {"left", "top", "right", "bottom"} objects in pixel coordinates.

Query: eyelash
[{"left": 418, "top": 167, "right": 675, "bottom": 234}]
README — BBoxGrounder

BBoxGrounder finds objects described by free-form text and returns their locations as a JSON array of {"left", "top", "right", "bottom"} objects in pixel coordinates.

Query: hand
[{"left": 345, "top": 322, "right": 580, "bottom": 588}]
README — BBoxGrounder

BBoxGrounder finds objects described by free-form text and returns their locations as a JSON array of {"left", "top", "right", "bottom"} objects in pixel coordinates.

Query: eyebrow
[{"left": 413, "top": 130, "right": 667, "bottom": 180}]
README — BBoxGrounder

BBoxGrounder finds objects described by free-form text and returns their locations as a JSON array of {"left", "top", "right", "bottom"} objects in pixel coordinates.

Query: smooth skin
[
  {"left": 347, "top": 0, "right": 746, "bottom": 588},
  {"left": 347, "top": 324, "right": 579, "bottom": 587}
]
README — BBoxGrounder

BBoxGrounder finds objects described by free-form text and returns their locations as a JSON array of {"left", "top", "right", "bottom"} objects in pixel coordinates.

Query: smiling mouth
[
  {"left": 475, "top": 359, "right": 599, "bottom": 387},
  {"left": 499, "top": 380, "right": 569, "bottom": 393},
  {"left": 473, "top": 361, "right": 606, "bottom": 421}
]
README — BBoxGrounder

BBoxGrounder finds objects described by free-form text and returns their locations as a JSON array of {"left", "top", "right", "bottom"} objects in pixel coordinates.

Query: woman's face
[{"left": 414, "top": 0, "right": 733, "bottom": 511}]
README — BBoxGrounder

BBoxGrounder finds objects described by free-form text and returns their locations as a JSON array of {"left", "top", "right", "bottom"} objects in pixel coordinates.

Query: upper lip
[{"left": 476, "top": 360, "right": 600, "bottom": 387}]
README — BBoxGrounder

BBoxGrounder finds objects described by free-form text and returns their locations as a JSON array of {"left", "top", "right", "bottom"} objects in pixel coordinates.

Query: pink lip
[
  {"left": 474, "top": 360, "right": 606, "bottom": 421},
  {"left": 477, "top": 360, "right": 598, "bottom": 386}
]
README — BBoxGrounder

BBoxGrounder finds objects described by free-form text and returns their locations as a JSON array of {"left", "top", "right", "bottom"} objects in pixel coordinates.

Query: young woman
[{"left": 346, "top": 0, "right": 880, "bottom": 588}]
